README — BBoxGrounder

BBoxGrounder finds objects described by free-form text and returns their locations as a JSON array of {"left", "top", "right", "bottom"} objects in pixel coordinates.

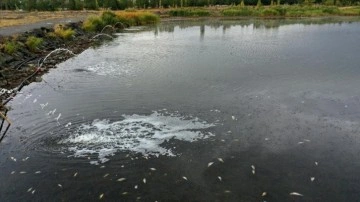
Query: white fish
[
  {"left": 22, "top": 157, "right": 29, "bottom": 161},
  {"left": 103, "top": 174, "right": 109, "bottom": 178},
  {"left": 47, "top": 108, "right": 57, "bottom": 116},
  {"left": 208, "top": 162, "right": 214, "bottom": 167},
  {"left": 33, "top": 99, "right": 37, "bottom": 103},
  {"left": 311, "top": 177, "right": 315, "bottom": 182},
  {"left": 73, "top": 172, "right": 78, "bottom": 177},
  {"left": 150, "top": 168, "right": 156, "bottom": 171},
  {"left": 252, "top": 170, "right": 255, "bottom": 175},
  {"left": 20, "top": 171, "right": 27, "bottom": 174},
  {"left": 304, "top": 139, "right": 311, "bottom": 142},
  {"left": 143, "top": 178, "right": 146, "bottom": 184},
  {"left": 134, "top": 185, "right": 138, "bottom": 189},
  {"left": 122, "top": 192, "right": 128, "bottom": 195},
  {"left": 231, "top": 116, "right": 236, "bottom": 120},
  {"left": 31, "top": 190, "right": 36, "bottom": 194},
  {"left": 315, "top": 162, "right": 318, "bottom": 166},
  {"left": 58, "top": 184, "right": 62, "bottom": 188},
  {"left": 262, "top": 192, "right": 267, "bottom": 197},
  {"left": 290, "top": 192, "right": 303, "bottom": 196},
  {"left": 27, "top": 187, "right": 33, "bottom": 192},
  {"left": 298, "top": 142, "right": 304, "bottom": 144},
  {"left": 251, "top": 165, "right": 255, "bottom": 170},
  {"left": 55, "top": 113, "right": 61, "bottom": 121},
  {"left": 224, "top": 190, "right": 231, "bottom": 193},
  {"left": 35, "top": 171, "right": 41, "bottom": 174},
  {"left": 11, "top": 171, "right": 15, "bottom": 175},
  {"left": 264, "top": 138, "right": 269, "bottom": 141},
  {"left": 10, "top": 157, "right": 17, "bottom": 162},
  {"left": 117, "top": 178, "right": 126, "bottom": 182},
  {"left": 99, "top": 193, "right": 104, "bottom": 199},
  {"left": 40, "top": 102, "right": 48, "bottom": 109},
  {"left": 218, "top": 176, "right": 222, "bottom": 181},
  {"left": 182, "top": 176, "right": 188, "bottom": 181},
  {"left": 218, "top": 158, "right": 224, "bottom": 163}
]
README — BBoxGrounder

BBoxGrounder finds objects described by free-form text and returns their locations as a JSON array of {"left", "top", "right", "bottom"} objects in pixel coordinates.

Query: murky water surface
[{"left": 1, "top": 18, "right": 360, "bottom": 201}]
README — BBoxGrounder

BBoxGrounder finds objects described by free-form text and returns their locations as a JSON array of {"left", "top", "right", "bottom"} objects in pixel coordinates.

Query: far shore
[{"left": 1, "top": 5, "right": 360, "bottom": 29}]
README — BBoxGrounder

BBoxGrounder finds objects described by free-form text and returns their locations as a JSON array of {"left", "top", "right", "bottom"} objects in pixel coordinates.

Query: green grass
[
  {"left": 2, "top": 41, "right": 18, "bottom": 55},
  {"left": 222, "top": 7, "right": 255, "bottom": 16},
  {"left": 26, "top": 36, "right": 43, "bottom": 52},
  {"left": 169, "top": 9, "right": 211, "bottom": 17}
]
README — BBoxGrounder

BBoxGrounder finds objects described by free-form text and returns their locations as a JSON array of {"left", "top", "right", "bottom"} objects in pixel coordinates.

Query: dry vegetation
[{"left": 0, "top": 10, "right": 99, "bottom": 28}]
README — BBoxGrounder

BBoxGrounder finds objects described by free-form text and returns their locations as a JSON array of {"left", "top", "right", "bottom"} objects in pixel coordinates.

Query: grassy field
[{"left": 0, "top": 6, "right": 359, "bottom": 28}]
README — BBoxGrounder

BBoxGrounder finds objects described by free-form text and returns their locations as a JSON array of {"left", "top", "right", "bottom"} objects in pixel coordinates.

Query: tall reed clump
[
  {"left": 82, "top": 11, "right": 159, "bottom": 32},
  {"left": 117, "top": 12, "right": 160, "bottom": 26},
  {"left": 169, "top": 9, "right": 210, "bottom": 17},
  {"left": 53, "top": 24, "right": 75, "bottom": 40},
  {"left": 26, "top": 36, "right": 43, "bottom": 52}
]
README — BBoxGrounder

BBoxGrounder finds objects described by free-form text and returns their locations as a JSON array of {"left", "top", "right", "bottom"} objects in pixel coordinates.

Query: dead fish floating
[
  {"left": 218, "top": 158, "right": 224, "bottom": 163},
  {"left": 290, "top": 192, "right": 303, "bottom": 196},
  {"left": 117, "top": 178, "right": 126, "bottom": 182},
  {"left": 182, "top": 176, "right": 188, "bottom": 181},
  {"left": 99, "top": 193, "right": 104, "bottom": 199},
  {"left": 208, "top": 162, "right": 214, "bottom": 167}
]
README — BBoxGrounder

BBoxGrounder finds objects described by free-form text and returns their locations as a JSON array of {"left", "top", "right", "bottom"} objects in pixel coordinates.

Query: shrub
[
  {"left": 3, "top": 41, "right": 18, "bottom": 55},
  {"left": 261, "top": 8, "right": 280, "bottom": 16},
  {"left": 54, "top": 24, "right": 75, "bottom": 39},
  {"left": 169, "top": 9, "right": 210, "bottom": 17},
  {"left": 26, "top": 36, "right": 43, "bottom": 52},
  {"left": 222, "top": 8, "right": 253, "bottom": 16},
  {"left": 322, "top": 6, "right": 340, "bottom": 14},
  {"left": 83, "top": 11, "right": 159, "bottom": 32},
  {"left": 82, "top": 16, "right": 104, "bottom": 32}
]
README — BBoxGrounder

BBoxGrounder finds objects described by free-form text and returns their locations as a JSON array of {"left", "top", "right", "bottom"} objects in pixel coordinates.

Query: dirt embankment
[{"left": 0, "top": 21, "right": 115, "bottom": 111}]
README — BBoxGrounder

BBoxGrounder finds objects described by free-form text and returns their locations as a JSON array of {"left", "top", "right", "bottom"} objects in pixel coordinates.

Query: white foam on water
[{"left": 59, "top": 111, "right": 215, "bottom": 164}]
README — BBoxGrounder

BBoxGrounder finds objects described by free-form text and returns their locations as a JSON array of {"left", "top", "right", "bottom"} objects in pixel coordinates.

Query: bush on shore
[
  {"left": 82, "top": 11, "right": 159, "bottom": 32},
  {"left": 54, "top": 24, "right": 76, "bottom": 39},
  {"left": 26, "top": 36, "right": 43, "bottom": 52},
  {"left": 169, "top": 9, "right": 211, "bottom": 17}
]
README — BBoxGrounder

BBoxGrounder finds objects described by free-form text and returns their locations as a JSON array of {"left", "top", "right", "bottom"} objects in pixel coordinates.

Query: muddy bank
[{"left": 0, "top": 21, "right": 116, "bottom": 111}]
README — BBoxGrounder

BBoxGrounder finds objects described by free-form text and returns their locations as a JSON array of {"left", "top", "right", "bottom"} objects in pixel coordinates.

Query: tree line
[{"left": 0, "top": 0, "right": 359, "bottom": 11}]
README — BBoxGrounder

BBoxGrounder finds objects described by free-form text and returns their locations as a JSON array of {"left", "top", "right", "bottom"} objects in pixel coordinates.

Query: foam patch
[{"left": 59, "top": 111, "right": 215, "bottom": 164}]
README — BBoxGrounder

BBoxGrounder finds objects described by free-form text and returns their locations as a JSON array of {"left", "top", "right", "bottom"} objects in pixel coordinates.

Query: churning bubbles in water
[{"left": 59, "top": 111, "right": 216, "bottom": 164}]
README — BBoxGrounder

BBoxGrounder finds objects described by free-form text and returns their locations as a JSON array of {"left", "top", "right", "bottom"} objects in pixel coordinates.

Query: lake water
[{"left": 1, "top": 18, "right": 360, "bottom": 201}]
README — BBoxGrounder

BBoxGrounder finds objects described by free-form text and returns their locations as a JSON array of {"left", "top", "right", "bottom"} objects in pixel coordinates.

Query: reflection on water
[
  {"left": 1, "top": 18, "right": 360, "bottom": 201},
  {"left": 154, "top": 17, "right": 360, "bottom": 40}
]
